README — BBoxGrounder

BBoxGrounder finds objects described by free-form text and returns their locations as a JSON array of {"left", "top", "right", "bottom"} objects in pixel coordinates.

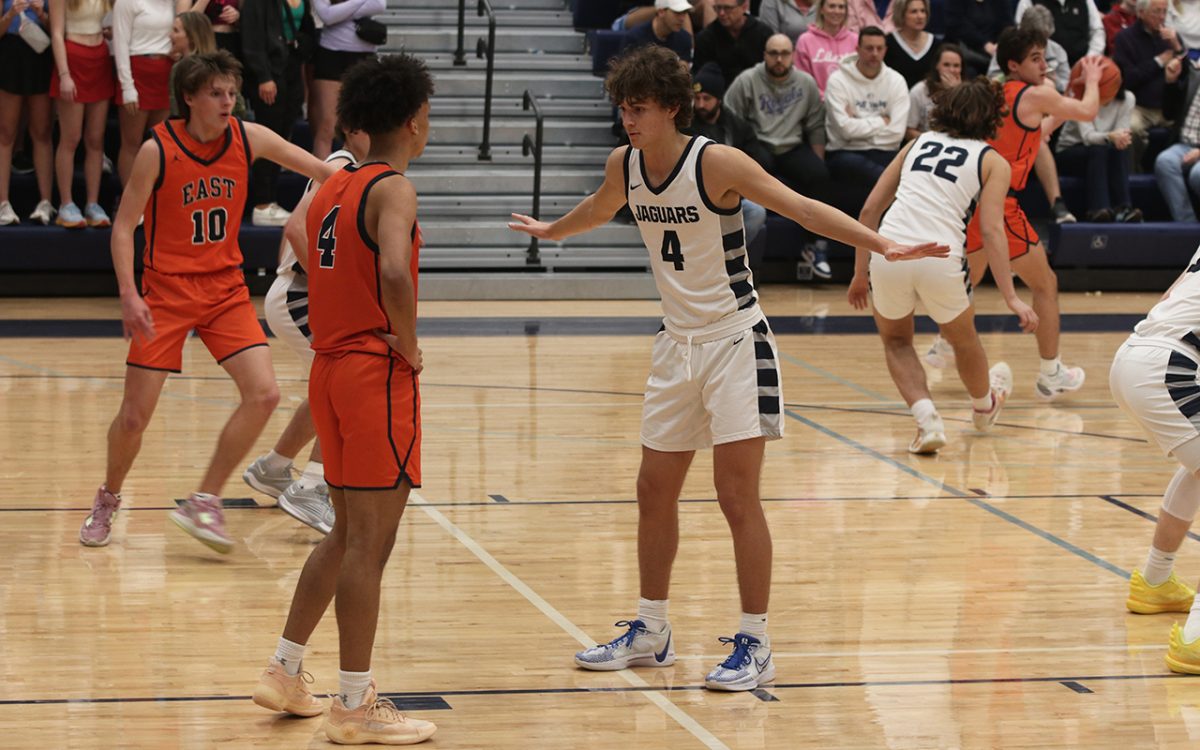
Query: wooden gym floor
[{"left": 2, "top": 286, "right": 1199, "bottom": 749}]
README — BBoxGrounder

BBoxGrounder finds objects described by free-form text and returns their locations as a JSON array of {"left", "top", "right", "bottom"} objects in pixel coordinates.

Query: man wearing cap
[
  {"left": 685, "top": 62, "right": 769, "bottom": 256},
  {"left": 694, "top": 0, "right": 775, "bottom": 86},
  {"left": 620, "top": 0, "right": 696, "bottom": 61}
]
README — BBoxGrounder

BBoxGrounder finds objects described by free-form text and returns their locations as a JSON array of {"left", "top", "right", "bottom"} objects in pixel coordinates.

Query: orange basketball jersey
[
  {"left": 306, "top": 162, "right": 421, "bottom": 357},
  {"left": 144, "top": 118, "right": 251, "bottom": 275},
  {"left": 990, "top": 80, "right": 1041, "bottom": 193}
]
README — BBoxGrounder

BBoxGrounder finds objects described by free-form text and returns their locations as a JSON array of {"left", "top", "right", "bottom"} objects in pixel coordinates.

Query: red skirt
[
  {"left": 50, "top": 40, "right": 115, "bottom": 103},
  {"left": 115, "top": 54, "right": 173, "bottom": 111}
]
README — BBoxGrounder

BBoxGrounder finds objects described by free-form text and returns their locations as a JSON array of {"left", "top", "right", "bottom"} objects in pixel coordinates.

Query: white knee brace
[{"left": 1163, "top": 465, "right": 1200, "bottom": 522}]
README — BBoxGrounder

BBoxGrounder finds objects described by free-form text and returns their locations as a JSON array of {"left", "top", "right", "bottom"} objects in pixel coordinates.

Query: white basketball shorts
[
  {"left": 263, "top": 272, "right": 314, "bottom": 369},
  {"left": 640, "top": 318, "right": 784, "bottom": 452},
  {"left": 869, "top": 254, "right": 972, "bottom": 324},
  {"left": 1110, "top": 340, "right": 1200, "bottom": 473}
]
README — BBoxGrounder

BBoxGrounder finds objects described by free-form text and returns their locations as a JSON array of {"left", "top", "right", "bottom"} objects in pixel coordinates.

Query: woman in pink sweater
[
  {"left": 847, "top": 0, "right": 895, "bottom": 33},
  {"left": 794, "top": 0, "right": 858, "bottom": 94}
]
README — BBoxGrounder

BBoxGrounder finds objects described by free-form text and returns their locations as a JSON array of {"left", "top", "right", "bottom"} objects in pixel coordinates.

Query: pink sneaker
[
  {"left": 79, "top": 485, "right": 121, "bottom": 547},
  {"left": 324, "top": 684, "right": 436, "bottom": 745},
  {"left": 169, "top": 493, "right": 233, "bottom": 553},
  {"left": 252, "top": 658, "right": 324, "bottom": 717}
]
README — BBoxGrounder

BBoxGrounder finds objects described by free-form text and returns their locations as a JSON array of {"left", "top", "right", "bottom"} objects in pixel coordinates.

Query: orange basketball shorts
[
  {"left": 309, "top": 351, "right": 421, "bottom": 490},
  {"left": 966, "top": 195, "right": 1039, "bottom": 260},
  {"left": 127, "top": 267, "right": 267, "bottom": 373}
]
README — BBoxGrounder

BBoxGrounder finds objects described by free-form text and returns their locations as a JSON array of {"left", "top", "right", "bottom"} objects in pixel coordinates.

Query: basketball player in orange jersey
[
  {"left": 252, "top": 53, "right": 437, "bottom": 745},
  {"left": 77, "top": 50, "right": 336, "bottom": 553},
  {"left": 961, "top": 27, "right": 1104, "bottom": 401}
]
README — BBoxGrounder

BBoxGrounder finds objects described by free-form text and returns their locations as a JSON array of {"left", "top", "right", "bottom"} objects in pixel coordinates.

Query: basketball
[{"left": 1068, "top": 55, "right": 1122, "bottom": 105}]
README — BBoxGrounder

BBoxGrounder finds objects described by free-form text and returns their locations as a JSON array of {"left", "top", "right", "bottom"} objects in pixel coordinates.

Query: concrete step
[
  {"left": 389, "top": 0, "right": 568, "bottom": 10},
  {"left": 381, "top": 9, "right": 571, "bottom": 26},
  {"left": 426, "top": 117, "right": 613, "bottom": 147},
  {"left": 430, "top": 95, "right": 609, "bottom": 118},
  {"left": 407, "top": 51, "right": 592, "bottom": 72},
  {"left": 432, "top": 71, "right": 604, "bottom": 97},
  {"left": 390, "top": 27, "right": 584, "bottom": 54},
  {"left": 420, "top": 193, "right": 612, "bottom": 215},
  {"left": 409, "top": 165, "right": 601, "bottom": 194},
  {"left": 420, "top": 143, "right": 616, "bottom": 166},
  {"left": 419, "top": 272, "right": 659, "bottom": 301},
  {"left": 422, "top": 245, "right": 649, "bottom": 270},
  {"left": 419, "top": 219, "right": 638, "bottom": 247}
]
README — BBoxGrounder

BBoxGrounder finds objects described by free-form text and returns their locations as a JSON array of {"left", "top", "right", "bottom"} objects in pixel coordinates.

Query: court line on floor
[
  {"left": 674, "top": 643, "right": 1164, "bottom": 661},
  {"left": 778, "top": 351, "right": 892, "bottom": 402},
  {"left": 1098, "top": 495, "right": 1200, "bottom": 543},
  {"left": 786, "top": 409, "right": 1130, "bottom": 579},
  {"left": 5, "top": 670, "right": 1195, "bottom": 708},
  {"left": 410, "top": 493, "right": 732, "bottom": 750}
]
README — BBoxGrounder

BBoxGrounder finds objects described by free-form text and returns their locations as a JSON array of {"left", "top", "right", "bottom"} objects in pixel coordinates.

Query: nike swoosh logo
[
  {"left": 732, "top": 337, "right": 744, "bottom": 346},
  {"left": 630, "top": 183, "right": 642, "bottom": 190},
  {"left": 655, "top": 633, "right": 671, "bottom": 662}
]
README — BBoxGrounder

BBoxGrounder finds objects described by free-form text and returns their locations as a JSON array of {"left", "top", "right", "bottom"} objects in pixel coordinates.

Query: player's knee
[
  {"left": 113, "top": 406, "right": 152, "bottom": 435},
  {"left": 245, "top": 384, "right": 280, "bottom": 413},
  {"left": 716, "top": 491, "right": 759, "bottom": 527},
  {"left": 878, "top": 332, "right": 911, "bottom": 351}
]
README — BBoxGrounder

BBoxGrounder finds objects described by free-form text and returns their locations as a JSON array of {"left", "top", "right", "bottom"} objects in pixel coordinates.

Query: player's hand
[
  {"left": 882, "top": 242, "right": 950, "bottom": 262},
  {"left": 219, "top": 4, "right": 239, "bottom": 23},
  {"left": 847, "top": 273, "right": 869, "bottom": 311},
  {"left": 378, "top": 332, "right": 423, "bottom": 374},
  {"left": 258, "top": 81, "right": 277, "bottom": 106},
  {"left": 508, "top": 213, "right": 556, "bottom": 240},
  {"left": 123, "top": 100, "right": 139, "bottom": 116},
  {"left": 1185, "top": 148, "right": 1200, "bottom": 167},
  {"left": 120, "top": 292, "right": 155, "bottom": 342},
  {"left": 1079, "top": 54, "right": 1105, "bottom": 85},
  {"left": 1005, "top": 296, "right": 1038, "bottom": 333}
]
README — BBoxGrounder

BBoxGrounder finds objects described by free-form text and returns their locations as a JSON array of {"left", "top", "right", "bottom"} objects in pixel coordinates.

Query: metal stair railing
[
  {"left": 521, "top": 89, "right": 544, "bottom": 266},
  {"left": 475, "top": 0, "right": 496, "bottom": 160}
]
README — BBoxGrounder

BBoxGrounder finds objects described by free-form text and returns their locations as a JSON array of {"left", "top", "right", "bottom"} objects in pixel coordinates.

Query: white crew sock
[
  {"left": 739, "top": 612, "right": 768, "bottom": 639},
  {"left": 1143, "top": 546, "right": 1178, "bottom": 586},
  {"left": 1040, "top": 357, "right": 1062, "bottom": 377},
  {"left": 297, "top": 461, "right": 325, "bottom": 490},
  {"left": 1185, "top": 597, "right": 1200, "bottom": 643},
  {"left": 636, "top": 598, "right": 669, "bottom": 632},
  {"left": 911, "top": 398, "right": 937, "bottom": 428},
  {"left": 339, "top": 669, "right": 373, "bottom": 710},
  {"left": 274, "top": 637, "right": 306, "bottom": 676},
  {"left": 971, "top": 393, "right": 994, "bottom": 412},
  {"left": 262, "top": 450, "right": 293, "bottom": 472}
]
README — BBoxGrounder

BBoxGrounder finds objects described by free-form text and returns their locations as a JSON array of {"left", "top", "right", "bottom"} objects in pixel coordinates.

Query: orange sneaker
[
  {"left": 252, "top": 658, "right": 324, "bottom": 717},
  {"left": 324, "top": 684, "right": 436, "bottom": 745}
]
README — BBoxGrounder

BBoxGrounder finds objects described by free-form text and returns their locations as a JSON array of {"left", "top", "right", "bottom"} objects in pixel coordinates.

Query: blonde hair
[
  {"left": 176, "top": 11, "right": 216, "bottom": 55},
  {"left": 892, "top": 0, "right": 926, "bottom": 30},
  {"left": 815, "top": 0, "right": 848, "bottom": 33}
]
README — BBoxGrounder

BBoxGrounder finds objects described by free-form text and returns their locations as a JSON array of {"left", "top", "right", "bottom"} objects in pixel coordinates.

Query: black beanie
[{"left": 692, "top": 62, "right": 726, "bottom": 100}]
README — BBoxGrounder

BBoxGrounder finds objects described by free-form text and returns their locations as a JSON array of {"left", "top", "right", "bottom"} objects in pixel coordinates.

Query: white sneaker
[
  {"left": 908, "top": 413, "right": 946, "bottom": 454},
  {"left": 705, "top": 633, "right": 774, "bottom": 691},
  {"left": 278, "top": 481, "right": 334, "bottom": 535},
  {"left": 1035, "top": 364, "right": 1085, "bottom": 401},
  {"left": 923, "top": 336, "right": 955, "bottom": 369},
  {"left": 974, "top": 362, "right": 1013, "bottom": 431},
  {"left": 242, "top": 454, "right": 294, "bottom": 499},
  {"left": 252, "top": 203, "right": 291, "bottom": 227},
  {"left": 575, "top": 619, "right": 674, "bottom": 671},
  {"left": 0, "top": 201, "right": 18, "bottom": 226},
  {"left": 28, "top": 200, "right": 55, "bottom": 225}
]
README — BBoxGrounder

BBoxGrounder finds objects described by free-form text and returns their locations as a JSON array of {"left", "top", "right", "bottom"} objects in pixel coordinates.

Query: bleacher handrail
[
  {"left": 475, "top": 0, "right": 497, "bottom": 161},
  {"left": 453, "top": 0, "right": 466, "bottom": 65},
  {"left": 521, "top": 89, "right": 545, "bottom": 266}
]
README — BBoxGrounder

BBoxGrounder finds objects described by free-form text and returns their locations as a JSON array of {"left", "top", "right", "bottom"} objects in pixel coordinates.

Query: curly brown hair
[
  {"left": 929, "top": 76, "right": 1007, "bottom": 142},
  {"left": 604, "top": 46, "right": 693, "bottom": 130}
]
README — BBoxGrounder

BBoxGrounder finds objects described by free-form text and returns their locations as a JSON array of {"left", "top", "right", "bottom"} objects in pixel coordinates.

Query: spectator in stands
[
  {"left": 0, "top": 0, "right": 55, "bottom": 226},
  {"left": 177, "top": 0, "right": 240, "bottom": 56},
  {"left": 620, "top": 0, "right": 693, "bottom": 61},
  {"left": 49, "top": 0, "right": 114, "bottom": 229},
  {"left": 725, "top": 33, "right": 834, "bottom": 274},
  {"left": 309, "top": 0, "right": 384, "bottom": 161},
  {"left": 847, "top": 0, "right": 894, "bottom": 33},
  {"left": 168, "top": 10, "right": 245, "bottom": 116},
  {"left": 944, "top": 0, "right": 1009, "bottom": 75},
  {"left": 1056, "top": 87, "right": 1143, "bottom": 221},
  {"left": 113, "top": 0, "right": 174, "bottom": 188},
  {"left": 1155, "top": 58, "right": 1200, "bottom": 220},
  {"left": 990, "top": 5, "right": 1070, "bottom": 93},
  {"left": 824, "top": 26, "right": 908, "bottom": 192},
  {"left": 1169, "top": 0, "right": 1200, "bottom": 49},
  {"left": 905, "top": 42, "right": 961, "bottom": 140},
  {"left": 693, "top": 0, "right": 773, "bottom": 84},
  {"left": 685, "top": 63, "right": 769, "bottom": 251},
  {"left": 613, "top": 0, "right": 705, "bottom": 33},
  {"left": 794, "top": 0, "right": 857, "bottom": 94},
  {"left": 1104, "top": 0, "right": 1137, "bottom": 53},
  {"left": 884, "top": 0, "right": 936, "bottom": 89},
  {"left": 1014, "top": 0, "right": 1106, "bottom": 65},
  {"left": 759, "top": 0, "right": 816, "bottom": 40},
  {"left": 1114, "top": 0, "right": 1185, "bottom": 149},
  {"left": 241, "top": 0, "right": 311, "bottom": 226}
]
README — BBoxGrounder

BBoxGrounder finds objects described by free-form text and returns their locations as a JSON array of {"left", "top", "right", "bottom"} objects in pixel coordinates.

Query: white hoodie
[{"left": 823, "top": 53, "right": 909, "bottom": 152}]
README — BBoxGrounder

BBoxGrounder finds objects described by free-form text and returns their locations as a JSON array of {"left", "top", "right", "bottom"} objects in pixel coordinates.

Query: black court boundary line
[
  {"left": 3, "top": 671, "right": 1196, "bottom": 707},
  {"left": 0, "top": 493, "right": 1165, "bottom": 513},
  {"left": 1098, "top": 495, "right": 1200, "bottom": 543}
]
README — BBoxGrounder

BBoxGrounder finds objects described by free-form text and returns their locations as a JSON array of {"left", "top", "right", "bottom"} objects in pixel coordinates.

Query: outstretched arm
[
  {"left": 244, "top": 121, "right": 337, "bottom": 184},
  {"left": 1029, "top": 56, "right": 1104, "bottom": 123},
  {"left": 509, "top": 147, "right": 628, "bottom": 241}
]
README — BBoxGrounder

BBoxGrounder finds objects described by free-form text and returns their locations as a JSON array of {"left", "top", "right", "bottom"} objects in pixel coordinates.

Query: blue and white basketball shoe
[
  {"left": 704, "top": 633, "right": 774, "bottom": 691},
  {"left": 575, "top": 620, "right": 674, "bottom": 671}
]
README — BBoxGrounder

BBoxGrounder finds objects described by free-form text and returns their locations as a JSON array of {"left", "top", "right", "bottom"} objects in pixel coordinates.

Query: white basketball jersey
[
  {"left": 1133, "top": 245, "right": 1200, "bottom": 357},
  {"left": 276, "top": 149, "right": 356, "bottom": 278},
  {"left": 878, "top": 131, "right": 992, "bottom": 259},
  {"left": 626, "top": 136, "right": 759, "bottom": 336}
]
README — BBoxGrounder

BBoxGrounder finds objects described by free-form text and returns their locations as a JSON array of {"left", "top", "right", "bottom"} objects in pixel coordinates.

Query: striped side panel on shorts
[
  {"left": 285, "top": 276, "right": 312, "bottom": 341},
  {"left": 752, "top": 319, "right": 782, "bottom": 438},
  {"left": 1166, "top": 351, "right": 1200, "bottom": 425}
]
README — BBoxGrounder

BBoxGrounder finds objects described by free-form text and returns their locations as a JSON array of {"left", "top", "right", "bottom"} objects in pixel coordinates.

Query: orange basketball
[{"left": 1068, "top": 56, "right": 1123, "bottom": 105}]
